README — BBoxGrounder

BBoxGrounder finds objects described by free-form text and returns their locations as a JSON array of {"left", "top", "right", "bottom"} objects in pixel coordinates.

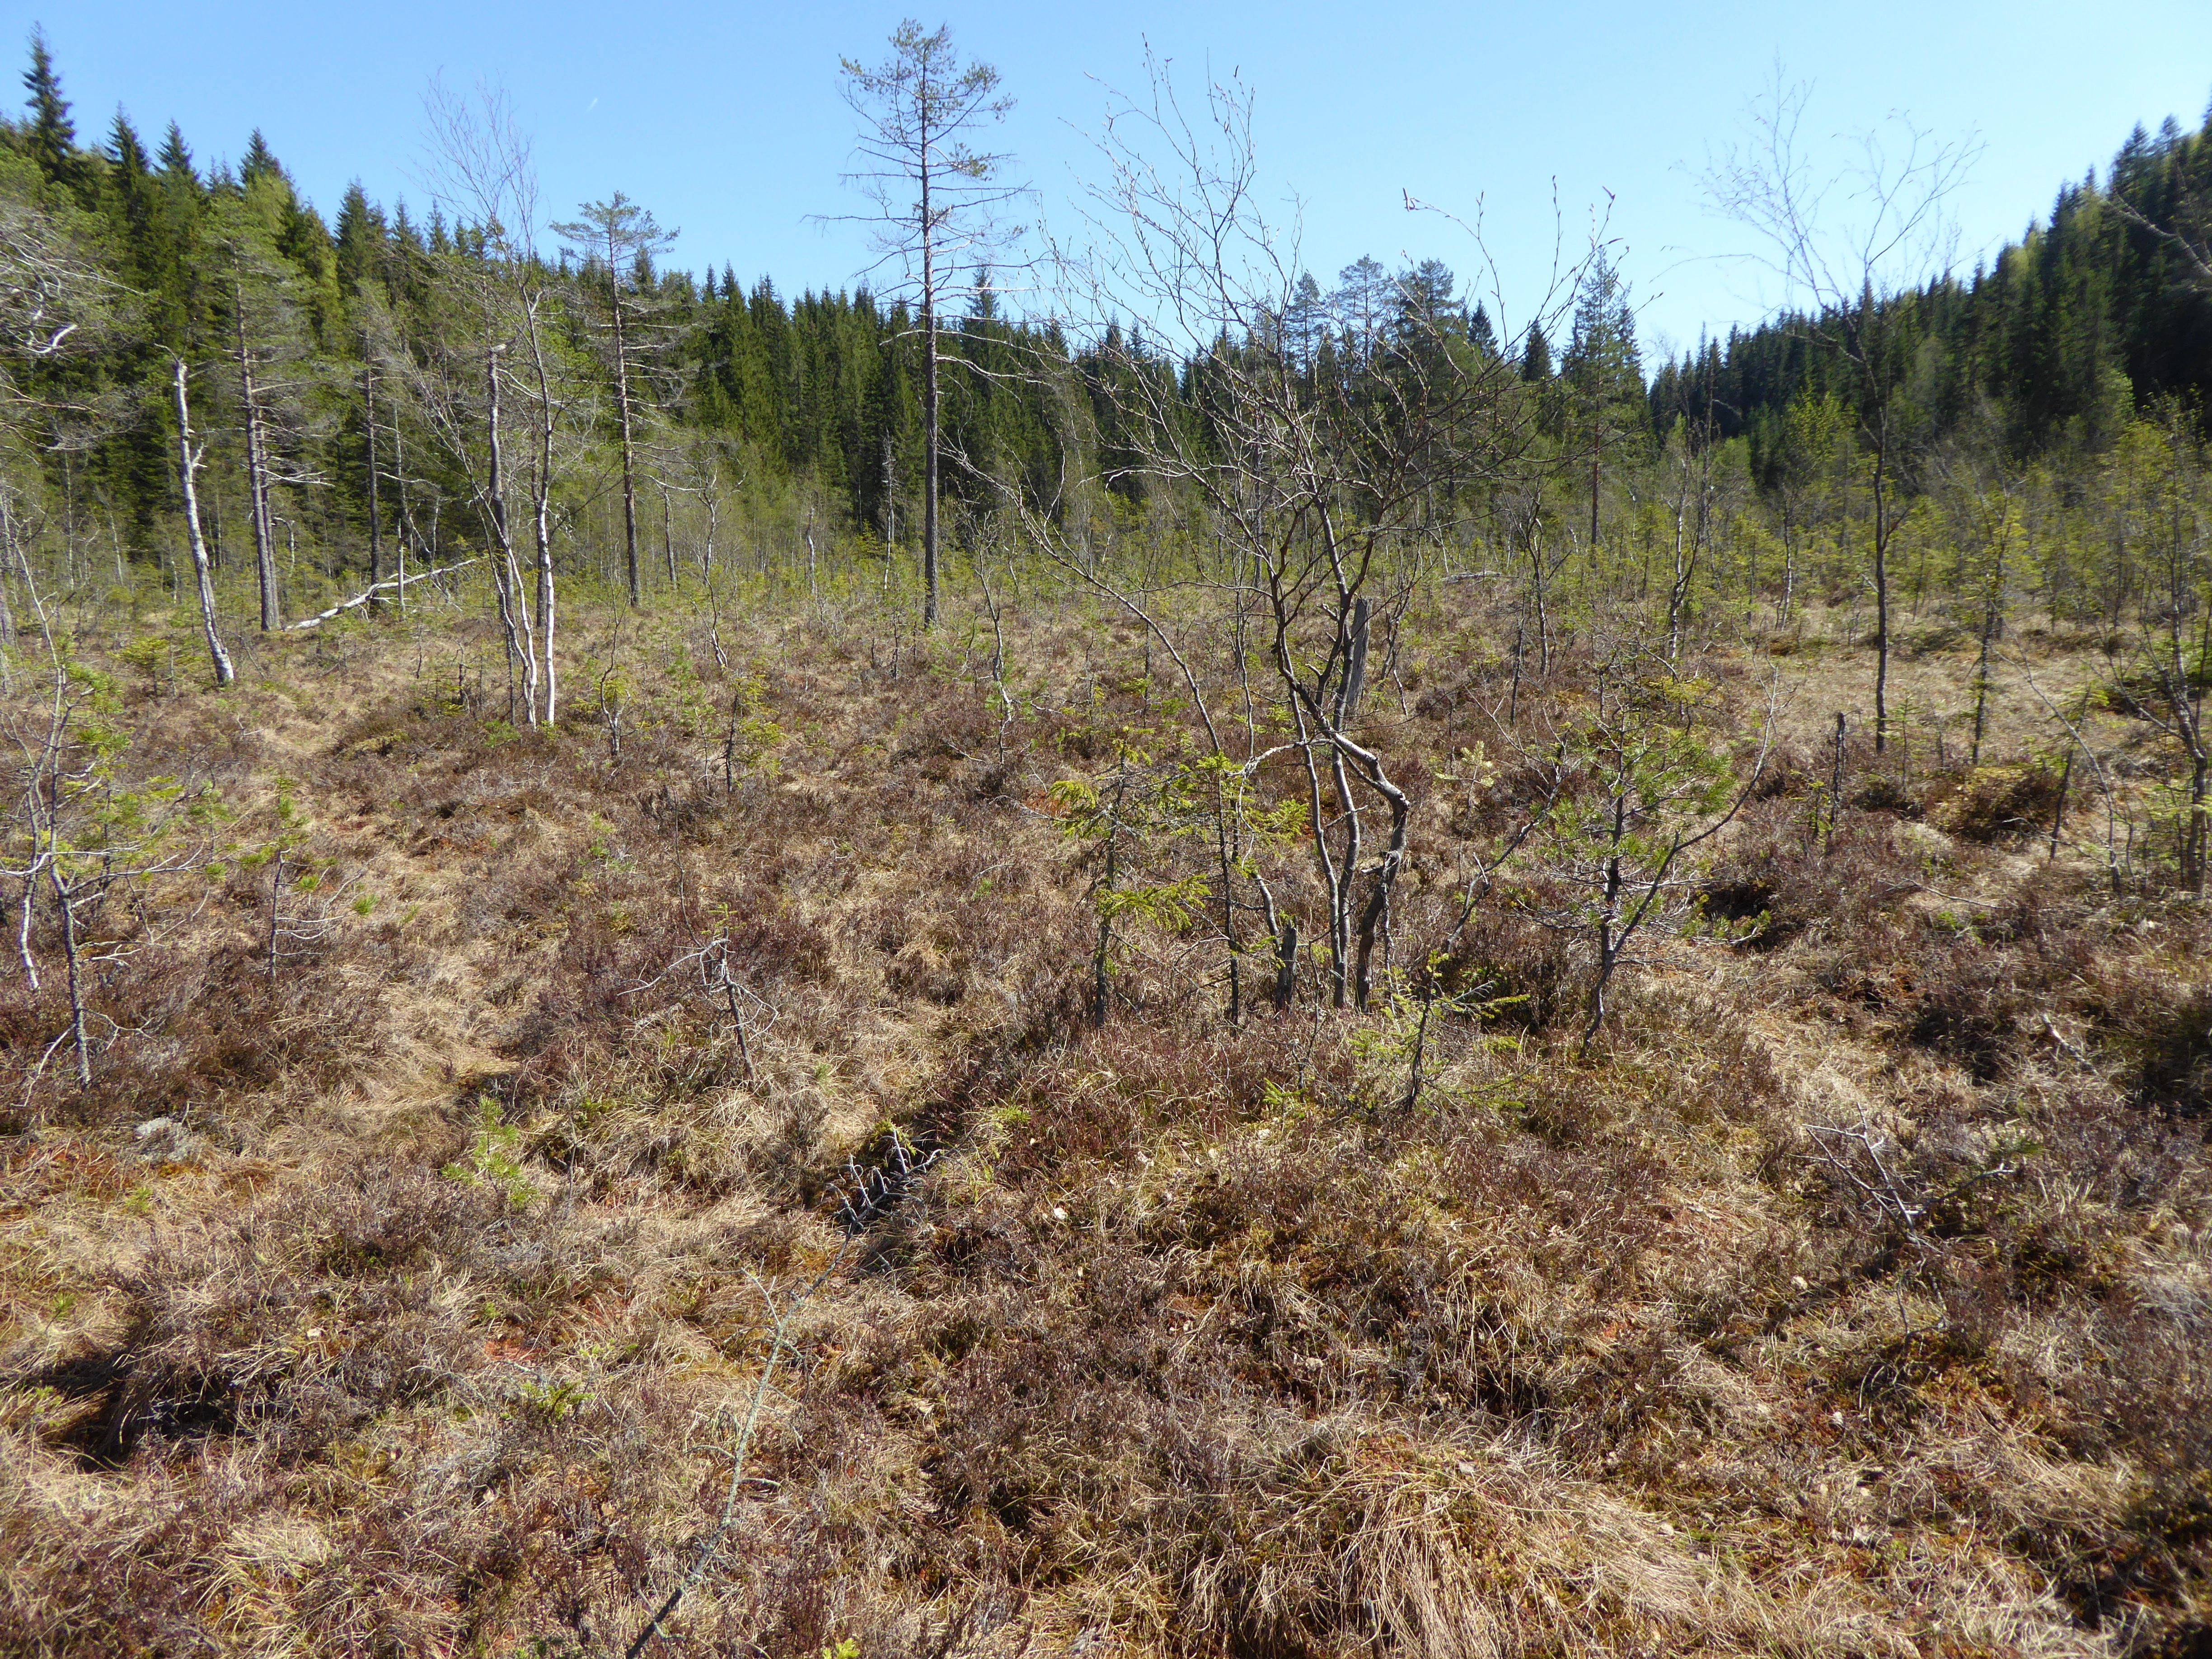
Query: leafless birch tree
[
  {"left": 410, "top": 81, "right": 568, "bottom": 724},
  {"left": 169, "top": 357, "right": 235, "bottom": 687},
  {"left": 1005, "top": 62, "right": 1573, "bottom": 1010},
  {"left": 1706, "top": 71, "right": 1976, "bottom": 753}
]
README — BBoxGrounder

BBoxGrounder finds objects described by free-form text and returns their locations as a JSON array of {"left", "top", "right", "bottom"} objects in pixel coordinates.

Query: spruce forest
[{"left": 2, "top": 19, "right": 2212, "bottom": 1658}]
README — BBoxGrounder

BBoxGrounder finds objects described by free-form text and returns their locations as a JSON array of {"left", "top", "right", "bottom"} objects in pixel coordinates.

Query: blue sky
[{"left": 13, "top": 1, "right": 2212, "bottom": 365}]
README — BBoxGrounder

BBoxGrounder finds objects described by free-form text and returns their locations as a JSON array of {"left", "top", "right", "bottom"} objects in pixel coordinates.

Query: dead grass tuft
[{"left": 0, "top": 598, "right": 2204, "bottom": 1657}]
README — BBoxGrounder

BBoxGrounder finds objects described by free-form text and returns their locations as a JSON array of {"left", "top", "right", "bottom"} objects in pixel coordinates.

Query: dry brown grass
[{"left": 0, "top": 583, "right": 2203, "bottom": 1657}]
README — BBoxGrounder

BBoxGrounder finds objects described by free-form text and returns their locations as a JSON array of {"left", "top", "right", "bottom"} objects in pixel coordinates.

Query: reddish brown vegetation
[{"left": 1, "top": 601, "right": 2207, "bottom": 1657}]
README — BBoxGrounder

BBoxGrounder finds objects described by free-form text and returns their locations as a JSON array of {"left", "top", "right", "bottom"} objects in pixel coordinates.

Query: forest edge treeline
[{"left": 6, "top": 30, "right": 2211, "bottom": 585}]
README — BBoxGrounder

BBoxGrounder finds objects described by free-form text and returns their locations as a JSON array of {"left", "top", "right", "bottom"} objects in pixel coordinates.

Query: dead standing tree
[
  {"left": 837, "top": 19, "right": 1024, "bottom": 630},
  {"left": 214, "top": 202, "right": 324, "bottom": 633},
  {"left": 554, "top": 193, "right": 676, "bottom": 610},
  {"left": 412, "top": 80, "right": 568, "bottom": 726},
  {"left": 169, "top": 357, "right": 235, "bottom": 687}
]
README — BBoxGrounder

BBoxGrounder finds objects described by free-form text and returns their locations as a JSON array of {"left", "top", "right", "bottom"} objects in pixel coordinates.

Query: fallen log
[{"left": 284, "top": 559, "right": 479, "bottom": 630}]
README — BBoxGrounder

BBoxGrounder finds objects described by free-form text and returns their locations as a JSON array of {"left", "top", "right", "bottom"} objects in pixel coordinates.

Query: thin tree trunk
[
  {"left": 1092, "top": 761, "right": 1128, "bottom": 1027},
  {"left": 528, "top": 336, "right": 558, "bottom": 726},
  {"left": 50, "top": 866, "right": 87, "bottom": 1087},
  {"left": 609, "top": 230, "right": 642, "bottom": 608},
  {"left": 1326, "top": 744, "right": 1361, "bottom": 1008},
  {"left": 1828, "top": 712, "right": 1847, "bottom": 849},
  {"left": 1336, "top": 597, "right": 1371, "bottom": 725},
  {"left": 1872, "top": 424, "right": 1891, "bottom": 754},
  {"left": 15, "top": 865, "right": 38, "bottom": 992},
  {"left": 1972, "top": 601, "right": 1995, "bottom": 766},
  {"left": 0, "top": 492, "right": 18, "bottom": 678},
  {"left": 1581, "top": 794, "right": 1629, "bottom": 1053},
  {"left": 394, "top": 410, "right": 411, "bottom": 617},
  {"left": 1528, "top": 530, "right": 1552, "bottom": 677},
  {"left": 1668, "top": 499, "right": 1689, "bottom": 666},
  {"left": 920, "top": 128, "right": 941, "bottom": 630},
  {"left": 234, "top": 276, "right": 279, "bottom": 630},
  {"left": 172, "top": 360, "right": 236, "bottom": 687},
  {"left": 661, "top": 484, "right": 677, "bottom": 590},
  {"left": 533, "top": 471, "right": 556, "bottom": 726},
  {"left": 1780, "top": 501, "right": 1797, "bottom": 626},
  {"left": 1353, "top": 783, "right": 1410, "bottom": 1010},
  {"left": 1219, "top": 811, "right": 1243, "bottom": 1026},
  {"left": 1293, "top": 718, "right": 1345, "bottom": 1007},
  {"left": 2189, "top": 755, "right": 2207, "bottom": 895},
  {"left": 2049, "top": 747, "right": 2072, "bottom": 861},
  {"left": 1508, "top": 612, "right": 1524, "bottom": 725},
  {"left": 881, "top": 431, "right": 898, "bottom": 552},
  {"left": 1589, "top": 435, "right": 1600, "bottom": 556},
  {"left": 364, "top": 361, "right": 383, "bottom": 601},
  {"left": 483, "top": 346, "right": 536, "bottom": 726}
]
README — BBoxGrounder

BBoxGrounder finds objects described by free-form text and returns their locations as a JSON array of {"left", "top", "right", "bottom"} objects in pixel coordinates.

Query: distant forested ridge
[{"left": 1650, "top": 108, "right": 2212, "bottom": 469}]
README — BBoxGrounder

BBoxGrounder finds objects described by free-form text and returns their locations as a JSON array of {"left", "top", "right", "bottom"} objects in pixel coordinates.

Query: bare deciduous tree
[
  {"left": 2, "top": 553, "right": 203, "bottom": 1092},
  {"left": 169, "top": 357, "right": 235, "bottom": 688},
  {"left": 216, "top": 219, "right": 323, "bottom": 632},
  {"left": 1706, "top": 71, "right": 1977, "bottom": 753},
  {"left": 409, "top": 80, "right": 569, "bottom": 724},
  {"left": 1007, "top": 61, "right": 1578, "bottom": 1012}
]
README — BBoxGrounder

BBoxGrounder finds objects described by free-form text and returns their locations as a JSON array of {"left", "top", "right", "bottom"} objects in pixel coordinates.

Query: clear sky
[{"left": 12, "top": 1, "right": 2212, "bottom": 366}]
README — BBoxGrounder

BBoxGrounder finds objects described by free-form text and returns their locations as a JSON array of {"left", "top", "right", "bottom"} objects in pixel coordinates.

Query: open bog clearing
[
  {"left": 0, "top": 584, "right": 2205, "bottom": 1659},
  {"left": 6, "top": 26, "right": 2212, "bottom": 1653}
]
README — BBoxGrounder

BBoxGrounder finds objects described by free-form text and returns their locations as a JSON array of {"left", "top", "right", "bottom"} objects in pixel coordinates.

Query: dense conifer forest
[
  {"left": 1652, "top": 111, "right": 2212, "bottom": 462},
  {"left": 1, "top": 24, "right": 2210, "bottom": 1659},
  {"left": 9, "top": 32, "right": 2212, "bottom": 606}
]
